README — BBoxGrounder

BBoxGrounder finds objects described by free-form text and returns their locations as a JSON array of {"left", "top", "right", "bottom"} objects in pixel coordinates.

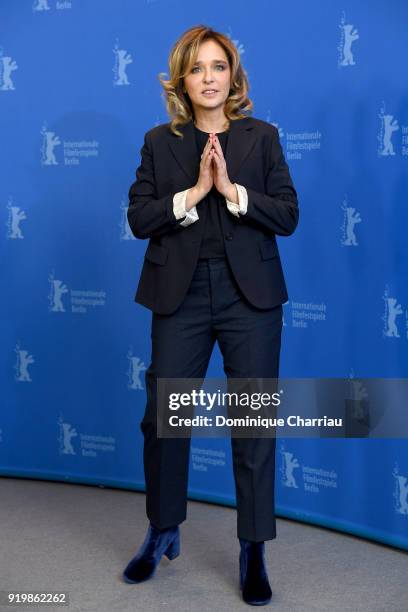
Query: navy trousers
[{"left": 140, "top": 257, "right": 283, "bottom": 542}]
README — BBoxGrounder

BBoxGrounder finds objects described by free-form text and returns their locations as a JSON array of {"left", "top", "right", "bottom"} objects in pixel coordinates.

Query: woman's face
[{"left": 183, "top": 39, "right": 231, "bottom": 115}]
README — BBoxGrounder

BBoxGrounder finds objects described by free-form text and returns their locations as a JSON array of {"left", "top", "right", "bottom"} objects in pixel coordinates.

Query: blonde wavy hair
[{"left": 158, "top": 25, "right": 253, "bottom": 138}]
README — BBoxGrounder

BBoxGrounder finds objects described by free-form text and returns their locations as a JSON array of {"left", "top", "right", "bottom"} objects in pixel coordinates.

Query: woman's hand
[
  {"left": 195, "top": 135, "right": 215, "bottom": 196},
  {"left": 210, "top": 134, "right": 237, "bottom": 201}
]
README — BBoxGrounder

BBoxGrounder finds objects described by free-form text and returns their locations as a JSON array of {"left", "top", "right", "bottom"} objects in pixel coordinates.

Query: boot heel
[
  {"left": 123, "top": 524, "right": 180, "bottom": 584},
  {"left": 164, "top": 533, "right": 180, "bottom": 560}
]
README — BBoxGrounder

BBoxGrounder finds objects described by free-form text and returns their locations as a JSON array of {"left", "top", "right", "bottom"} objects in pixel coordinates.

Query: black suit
[
  {"left": 128, "top": 116, "right": 299, "bottom": 542},
  {"left": 128, "top": 116, "right": 299, "bottom": 315}
]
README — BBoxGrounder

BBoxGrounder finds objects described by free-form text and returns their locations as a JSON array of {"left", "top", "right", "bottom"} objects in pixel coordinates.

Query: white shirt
[{"left": 173, "top": 184, "right": 248, "bottom": 227}]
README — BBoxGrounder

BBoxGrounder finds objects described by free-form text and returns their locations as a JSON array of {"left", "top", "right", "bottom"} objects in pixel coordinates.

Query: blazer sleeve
[
  {"left": 127, "top": 131, "right": 188, "bottom": 239},
  {"left": 241, "top": 127, "right": 299, "bottom": 236}
]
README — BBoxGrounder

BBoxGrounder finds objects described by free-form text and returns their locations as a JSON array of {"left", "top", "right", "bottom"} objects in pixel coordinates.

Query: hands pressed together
[{"left": 195, "top": 132, "right": 237, "bottom": 204}]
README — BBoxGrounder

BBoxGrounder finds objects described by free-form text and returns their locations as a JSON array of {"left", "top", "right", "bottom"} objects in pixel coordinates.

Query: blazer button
[{"left": 225, "top": 232, "right": 233, "bottom": 241}]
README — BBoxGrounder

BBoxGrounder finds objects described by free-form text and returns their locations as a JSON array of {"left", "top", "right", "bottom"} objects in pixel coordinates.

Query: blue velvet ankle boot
[
  {"left": 239, "top": 538, "right": 272, "bottom": 605},
  {"left": 123, "top": 523, "right": 180, "bottom": 584}
]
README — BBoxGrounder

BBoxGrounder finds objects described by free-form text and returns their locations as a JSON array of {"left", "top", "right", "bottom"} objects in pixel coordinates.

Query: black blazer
[{"left": 128, "top": 116, "right": 299, "bottom": 315}]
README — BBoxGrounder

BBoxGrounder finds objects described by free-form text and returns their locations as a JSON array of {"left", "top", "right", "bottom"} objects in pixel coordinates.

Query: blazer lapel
[{"left": 167, "top": 116, "right": 256, "bottom": 186}]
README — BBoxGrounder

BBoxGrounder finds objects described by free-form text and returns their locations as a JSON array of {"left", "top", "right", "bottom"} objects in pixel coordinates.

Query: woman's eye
[{"left": 191, "top": 64, "right": 225, "bottom": 73}]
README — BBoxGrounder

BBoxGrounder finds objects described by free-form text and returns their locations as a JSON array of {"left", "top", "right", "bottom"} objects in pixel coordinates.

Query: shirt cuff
[
  {"left": 173, "top": 189, "right": 199, "bottom": 227},
  {"left": 225, "top": 183, "right": 248, "bottom": 217}
]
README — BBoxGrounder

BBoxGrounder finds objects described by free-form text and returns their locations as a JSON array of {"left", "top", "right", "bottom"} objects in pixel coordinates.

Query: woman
[{"left": 123, "top": 25, "right": 299, "bottom": 606}]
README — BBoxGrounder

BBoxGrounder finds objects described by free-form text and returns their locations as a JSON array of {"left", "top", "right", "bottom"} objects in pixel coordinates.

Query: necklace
[{"left": 194, "top": 120, "right": 229, "bottom": 133}]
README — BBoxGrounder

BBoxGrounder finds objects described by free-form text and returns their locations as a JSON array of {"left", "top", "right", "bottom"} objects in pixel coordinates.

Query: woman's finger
[
  {"left": 200, "top": 136, "right": 215, "bottom": 161},
  {"left": 211, "top": 136, "right": 223, "bottom": 158},
  {"left": 201, "top": 138, "right": 212, "bottom": 155},
  {"left": 205, "top": 149, "right": 214, "bottom": 165}
]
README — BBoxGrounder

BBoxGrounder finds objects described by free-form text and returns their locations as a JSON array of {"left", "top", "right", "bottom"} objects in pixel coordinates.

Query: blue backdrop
[{"left": 1, "top": 0, "right": 407, "bottom": 551}]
